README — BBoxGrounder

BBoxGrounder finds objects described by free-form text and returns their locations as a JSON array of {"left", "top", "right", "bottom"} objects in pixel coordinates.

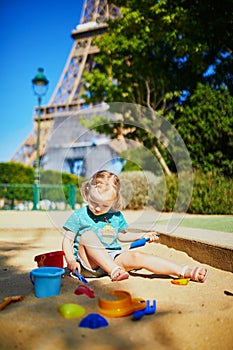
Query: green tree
[
  {"left": 172, "top": 84, "right": 233, "bottom": 176},
  {"left": 82, "top": 0, "right": 232, "bottom": 175},
  {"left": 110, "top": 0, "right": 233, "bottom": 95},
  {"left": 84, "top": 0, "right": 233, "bottom": 108}
]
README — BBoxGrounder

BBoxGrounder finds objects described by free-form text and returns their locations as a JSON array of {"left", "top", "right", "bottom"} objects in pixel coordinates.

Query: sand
[{"left": 0, "top": 225, "right": 233, "bottom": 350}]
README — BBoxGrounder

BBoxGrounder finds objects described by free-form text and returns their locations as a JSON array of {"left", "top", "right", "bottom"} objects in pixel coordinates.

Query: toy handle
[
  {"left": 30, "top": 272, "right": 34, "bottom": 285},
  {"left": 75, "top": 270, "right": 88, "bottom": 284},
  {"left": 130, "top": 234, "right": 160, "bottom": 249},
  {"left": 130, "top": 237, "right": 150, "bottom": 249}
]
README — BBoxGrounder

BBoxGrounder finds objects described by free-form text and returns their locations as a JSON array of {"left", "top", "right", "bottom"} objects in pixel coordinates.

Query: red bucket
[{"left": 34, "top": 251, "right": 65, "bottom": 268}]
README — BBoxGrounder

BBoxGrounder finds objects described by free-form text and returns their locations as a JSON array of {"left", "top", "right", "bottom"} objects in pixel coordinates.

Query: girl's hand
[
  {"left": 67, "top": 259, "right": 81, "bottom": 274},
  {"left": 143, "top": 232, "right": 160, "bottom": 242}
]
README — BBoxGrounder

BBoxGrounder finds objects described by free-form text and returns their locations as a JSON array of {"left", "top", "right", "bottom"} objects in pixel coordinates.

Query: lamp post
[{"left": 32, "top": 68, "right": 49, "bottom": 210}]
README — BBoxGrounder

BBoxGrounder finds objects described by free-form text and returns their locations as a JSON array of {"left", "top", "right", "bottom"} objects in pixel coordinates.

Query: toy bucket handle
[
  {"left": 30, "top": 271, "right": 34, "bottom": 285},
  {"left": 39, "top": 254, "right": 46, "bottom": 267}
]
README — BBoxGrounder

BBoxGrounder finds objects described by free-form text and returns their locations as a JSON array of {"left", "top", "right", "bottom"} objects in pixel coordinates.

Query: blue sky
[{"left": 0, "top": 0, "right": 83, "bottom": 162}]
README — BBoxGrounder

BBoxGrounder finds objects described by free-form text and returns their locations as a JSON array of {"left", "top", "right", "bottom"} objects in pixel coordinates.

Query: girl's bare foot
[
  {"left": 110, "top": 266, "right": 129, "bottom": 281},
  {"left": 181, "top": 265, "right": 208, "bottom": 282}
]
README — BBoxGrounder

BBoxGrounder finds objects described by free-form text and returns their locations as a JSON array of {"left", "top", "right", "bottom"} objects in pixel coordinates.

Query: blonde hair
[{"left": 81, "top": 170, "right": 122, "bottom": 210}]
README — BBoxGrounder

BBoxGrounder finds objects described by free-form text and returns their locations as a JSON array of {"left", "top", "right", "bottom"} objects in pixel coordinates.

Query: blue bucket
[{"left": 30, "top": 267, "right": 65, "bottom": 298}]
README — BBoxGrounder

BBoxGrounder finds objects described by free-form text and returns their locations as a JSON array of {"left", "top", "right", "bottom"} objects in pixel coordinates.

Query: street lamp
[{"left": 32, "top": 67, "right": 49, "bottom": 210}]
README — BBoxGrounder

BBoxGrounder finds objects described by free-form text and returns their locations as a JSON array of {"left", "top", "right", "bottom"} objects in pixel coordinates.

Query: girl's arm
[
  {"left": 62, "top": 231, "right": 81, "bottom": 274},
  {"left": 117, "top": 230, "right": 159, "bottom": 243}
]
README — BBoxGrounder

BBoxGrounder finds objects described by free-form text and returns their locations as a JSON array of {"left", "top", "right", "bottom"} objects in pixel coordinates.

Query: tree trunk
[{"left": 153, "top": 145, "right": 172, "bottom": 177}]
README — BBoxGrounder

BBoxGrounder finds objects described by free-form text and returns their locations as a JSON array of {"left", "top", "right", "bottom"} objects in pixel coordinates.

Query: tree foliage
[
  {"left": 82, "top": 0, "right": 233, "bottom": 175},
  {"left": 84, "top": 0, "right": 233, "bottom": 108},
  {"left": 172, "top": 83, "right": 233, "bottom": 176}
]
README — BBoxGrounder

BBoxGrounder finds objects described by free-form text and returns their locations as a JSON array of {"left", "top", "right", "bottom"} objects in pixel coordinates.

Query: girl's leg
[
  {"left": 115, "top": 251, "right": 207, "bottom": 282},
  {"left": 78, "top": 231, "right": 129, "bottom": 281}
]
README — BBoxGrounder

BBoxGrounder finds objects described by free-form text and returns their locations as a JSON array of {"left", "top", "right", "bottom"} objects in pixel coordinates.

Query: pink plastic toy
[{"left": 75, "top": 285, "right": 95, "bottom": 298}]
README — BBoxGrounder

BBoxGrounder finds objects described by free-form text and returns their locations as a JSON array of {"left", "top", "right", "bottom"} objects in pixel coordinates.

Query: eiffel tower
[{"left": 11, "top": 0, "right": 121, "bottom": 177}]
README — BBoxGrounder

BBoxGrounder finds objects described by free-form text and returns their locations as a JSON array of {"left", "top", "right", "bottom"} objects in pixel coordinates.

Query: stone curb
[
  {"left": 128, "top": 227, "right": 233, "bottom": 273},
  {"left": 158, "top": 233, "right": 233, "bottom": 273}
]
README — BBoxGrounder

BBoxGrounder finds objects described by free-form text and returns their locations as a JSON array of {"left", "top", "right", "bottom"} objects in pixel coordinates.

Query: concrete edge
[{"left": 159, "top": 233, "right": 233, "bottom": 273}]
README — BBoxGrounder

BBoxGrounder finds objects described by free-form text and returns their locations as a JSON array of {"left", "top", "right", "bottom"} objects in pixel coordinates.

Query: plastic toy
[
  {"left": 144, "top": 299, "right": 156, "bottom": 314},
  {"left": 130, "top": 234, "right": 160, "bottom": 249},
  {"left": 30, "top": 267, "right": 65, "bottom": 298},
  {"left": 0, "top": 295, "right": 24, "bottom": 311},
  {"left": 171, "top": 278, "right": 190, "bottom": 285},
  {"left": 79, "top": 313, "right": 108, "bottom": 329},
  {"left": 34, "top": 251, "right": 64, "bottom": 268},
  {"left": 130, "top": 238, "right": 150, "bottom": 249},
  {"left": 133, "top": 309, "right": 145, "bottom": 320},
  {"left": 133, "top": 300, "right": 156, "bottom": 320},
  {"left": 74, "top": 270, "right": 88, "bottom": 284},
  {"left": 58, "top": 303, "right": 85, "bottom": 319},
  {"left": 98, "top": 290, "right": 146, "bottom": 317},
  {"left": 75, "top": 285, "right": 95, "bottom": 298}
]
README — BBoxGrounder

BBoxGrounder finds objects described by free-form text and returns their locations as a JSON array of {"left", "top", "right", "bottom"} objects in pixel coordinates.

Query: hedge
[
  {"left": 119, "top": 170, "right": 232, "bottom": 214},
  {"left": 0, "top": 163, "right": 86, "bottom": 205}
]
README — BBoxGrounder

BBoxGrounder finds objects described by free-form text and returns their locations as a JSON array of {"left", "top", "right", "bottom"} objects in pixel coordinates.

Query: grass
[{"left": 157, "top": 216, "right": 233, "bottom": 233}]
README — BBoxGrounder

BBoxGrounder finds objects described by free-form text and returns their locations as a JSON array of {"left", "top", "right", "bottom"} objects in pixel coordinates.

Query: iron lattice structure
[{"left": 12, "top": 0, "right": 120, "bottom": 176}]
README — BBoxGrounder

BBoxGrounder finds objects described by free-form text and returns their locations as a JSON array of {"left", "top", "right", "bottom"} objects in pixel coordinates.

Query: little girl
[{"left": 62, "top": 170, "right": 208, "bottom": 282}]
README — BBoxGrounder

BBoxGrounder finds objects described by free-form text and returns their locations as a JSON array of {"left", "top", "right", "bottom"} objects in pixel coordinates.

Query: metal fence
[{"left": 0, "top": 183, "right": 76, "bottom": 210}]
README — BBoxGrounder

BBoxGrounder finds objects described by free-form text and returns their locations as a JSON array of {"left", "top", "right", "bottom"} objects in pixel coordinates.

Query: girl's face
[
  {"left": 88, "top": 189, "right": 116, "bottom": 215},
  {"left": 88, "top": 199, "right": 114, "bottom": 215}
]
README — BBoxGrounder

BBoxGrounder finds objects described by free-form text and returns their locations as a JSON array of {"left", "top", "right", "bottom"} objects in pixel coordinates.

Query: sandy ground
[{"left": 0, "top": 227, "right": 233, "bottom": 350}]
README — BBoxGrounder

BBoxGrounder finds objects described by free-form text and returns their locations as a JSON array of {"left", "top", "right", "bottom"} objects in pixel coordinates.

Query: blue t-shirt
[{"left": 63, "top": 206, "right": 128, "bottom": 255}]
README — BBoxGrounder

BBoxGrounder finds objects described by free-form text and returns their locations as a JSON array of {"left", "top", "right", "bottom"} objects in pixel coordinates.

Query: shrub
[
  {"left": 189, "top": 170, "right": 233, "bottom": 214},
  {"left": 155, "top": 170, "right": 233, "bottom": 214},
  {"left": 0, "top": 163, "right": 86, "bottom": 205},
  {"left": 120, "top": 169, "right": 232, "bottom": 214},
  {"left": 0, "top": 162, "right": 34, "bottom": 184},
  {"left": 119, "top": 171, "right": 160, "bottom": 210},
  {"left": 40, "top": 170, "right": 86, "bottom": 204}
]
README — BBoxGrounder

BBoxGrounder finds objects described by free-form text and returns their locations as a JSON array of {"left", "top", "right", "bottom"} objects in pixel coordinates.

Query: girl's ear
[{"left": 112, "top": 194, "right": 124, "bottom": 210}]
